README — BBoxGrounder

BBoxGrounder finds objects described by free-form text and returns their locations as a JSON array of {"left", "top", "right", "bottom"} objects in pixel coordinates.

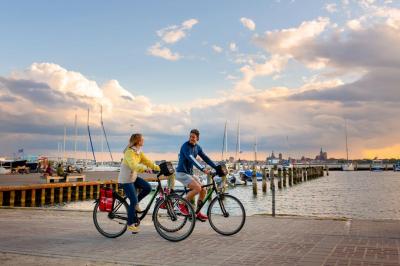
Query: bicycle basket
[
  {"left": 99, "top": 187, "right": 114, "bottom": 212},
  {"left": 216, "top": 164, "right": 228, "bottom": 177},
  {"left": 159, "top": 161, "right": 175, "bottom": 176}
]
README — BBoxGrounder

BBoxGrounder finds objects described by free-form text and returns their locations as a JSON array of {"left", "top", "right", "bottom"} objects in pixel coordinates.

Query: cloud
[
  {"left": 240, "top": 17, "right": 256, "bottom": 31},
  {"left": 147, "top": 42, "right": 181, "bottom": 61},
  {"left": 212, "top": 45, "right": 223, "bottom": 53},
  {"left": 325, "top": 3, "right": 338, "bottom": 13},
  {"left": 229, "top": 42, "right": 238, "bottom": 52},
  {"left": 156, "top": 18, "right": 198, "bottom": 44}
]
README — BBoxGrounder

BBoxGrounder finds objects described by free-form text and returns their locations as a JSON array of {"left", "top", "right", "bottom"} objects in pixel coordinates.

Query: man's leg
[{"left": 186, "top": 179, "right": 201, "bottom": 202}]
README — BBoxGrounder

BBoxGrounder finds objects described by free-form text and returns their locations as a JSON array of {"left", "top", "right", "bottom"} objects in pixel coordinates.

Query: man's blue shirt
[{"left": 176, "top": 141, "right": 217, "bottom": 175}]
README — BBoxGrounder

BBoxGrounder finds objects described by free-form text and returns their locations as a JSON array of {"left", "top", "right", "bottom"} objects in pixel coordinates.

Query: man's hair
[{"left": 190, "top": 129, "right": 200, "bottom": 140}]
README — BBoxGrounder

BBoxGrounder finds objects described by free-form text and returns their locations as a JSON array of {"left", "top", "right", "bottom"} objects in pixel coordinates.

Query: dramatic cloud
[{"left": 240, "top": 17, "right": 256, "bottom": 31}]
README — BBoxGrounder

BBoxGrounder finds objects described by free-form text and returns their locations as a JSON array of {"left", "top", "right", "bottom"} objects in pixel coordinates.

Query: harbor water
[{"left": 59, "top": 171, "right": 400, "bottom": 220}]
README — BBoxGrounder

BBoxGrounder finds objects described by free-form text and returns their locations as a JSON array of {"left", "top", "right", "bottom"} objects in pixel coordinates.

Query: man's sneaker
[
  {"left": 178, "top": 203, "right": 189, "bottom": 216},
  {"left": 196, "top": 212, "right": 208, "bottom": 222},
  {"left": 127, "top": 224, "right": 140, "bottom": 234}
]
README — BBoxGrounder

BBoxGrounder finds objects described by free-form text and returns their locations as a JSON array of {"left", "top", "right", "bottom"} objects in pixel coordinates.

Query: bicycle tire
[
  {"left": 208, "top": 194, "right": 246, "bottom": 236},
  {"left": 153, "top": 195, "right": 196, "bottom": 242},
  {"left": 93, "top": 198, "right": 129, "bottom": 238}
]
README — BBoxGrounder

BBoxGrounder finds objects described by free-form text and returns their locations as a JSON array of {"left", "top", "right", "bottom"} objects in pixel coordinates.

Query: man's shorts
[{"left": 175, "top": 172, "right": 201, "bottom": 187}]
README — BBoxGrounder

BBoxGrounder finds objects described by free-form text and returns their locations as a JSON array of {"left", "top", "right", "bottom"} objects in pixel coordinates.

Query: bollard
[
  {"left": 262, "top": 168, "right": 267, "bottom": 193},
  {"left": 252, "top": 167, "right": 257, "bottom": 195},
  {"left": 277, "top": 168, "right": 282, "bottom": 189}
]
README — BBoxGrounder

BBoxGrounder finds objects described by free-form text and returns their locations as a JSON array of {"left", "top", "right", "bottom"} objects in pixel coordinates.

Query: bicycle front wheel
[
  {"left": 93, "top": 197, "right": 128, "bottom": 238},
  {"left": 208, "top": 194, "right": 246, "bottom": 236},
  {"left": 153, "top": 194, "right": 196, "bottom": 242}
]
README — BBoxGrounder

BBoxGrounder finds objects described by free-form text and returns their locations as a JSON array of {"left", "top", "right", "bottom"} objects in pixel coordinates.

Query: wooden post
[
  {"left": 283, "top": 168, "right": 287, "bottom": 187},
  {"left": 0, "top": 191, "right": 3, "bottom": 207},
  {"left": 270, "top": 168, "right": 275, "bottom": 217},
  {"left": 293, "top": 168, "right": 297, "bottom": 184},
  {"left": 59, "top": 187, "right": 63, "bottom": 203},
  {"left": 75, "top": 186, "right": 80, "bottom": 201},
  {"left": 89, "top": 185, "right": 94, "bottom": 199},
  {"left": 96, "top": 185, "right": 100, "bottom": 199},
  {"left": 31, "top": 189, "right": 36, "bottom": 207},
  {"left": 82, "top": 185, "right": 87, "bottom": 201},
  {"left": 41, "top": 188, "right": 46, "bottom": 206},
  {"left": 277, "top": 168, "right": 282, "bottom": 189},
  {"left": 269, "top": 168, "right": 274, "bottom": 191},
  {"left": 288, "top": 168, "right": 293, "bottom": 186},
  {"left": 50, "top": 188, "right": 55, "bottom": 205},
  {"left": 10, "top": 191, "right": 15, "bottom": 207},
  {"left": 262, "top": 168, "right": 267, "bottom": 193},
  {"left": 67, "top": 186, "right": 72, "bottom": 202},
  {"left": 21, "top": 190, "right": 26, "bottom": 207},
  {"left": 252, "top": 166, "right": 257, "bottom": 195},
  {"left": 326, "top": 165, "right": 329, "bottom": 176}
]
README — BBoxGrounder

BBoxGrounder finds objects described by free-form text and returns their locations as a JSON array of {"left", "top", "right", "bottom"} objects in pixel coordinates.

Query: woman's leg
[
  {"left": 122, "top": 183, "right": 138, "bottom": 225},
  {"left": 134, "top": 177, "right": 152, "bottom": 203}
]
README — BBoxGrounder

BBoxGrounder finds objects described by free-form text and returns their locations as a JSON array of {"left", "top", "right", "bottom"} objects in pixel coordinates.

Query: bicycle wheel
[
  {"left": 93, "top": 197, "right": 129, "bottom": 238},
  {"left": 153, "top": 194, "right": 196, "bottom": 242},
  {"left": 208, "top": 194, "right": 246, "bottom": 236}
]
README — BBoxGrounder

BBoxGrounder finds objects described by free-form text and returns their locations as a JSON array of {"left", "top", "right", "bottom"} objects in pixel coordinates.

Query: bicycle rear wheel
[
  {"left": 208, "top": 194, "right": 246, "bottom": 236},
  {"left": 153, "top": 194, "right": 196, "bottom": 242},
  {"left": 93, "top": 197, "right": 128, "bottom": 238}
]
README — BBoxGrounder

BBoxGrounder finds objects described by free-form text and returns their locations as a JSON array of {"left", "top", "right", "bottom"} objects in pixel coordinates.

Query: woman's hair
[{"left": 124, "top": 133, "right": 143, "bottom": 152}]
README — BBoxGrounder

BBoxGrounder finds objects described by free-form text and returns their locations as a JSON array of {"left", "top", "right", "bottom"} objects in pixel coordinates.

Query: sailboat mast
[
  {"left": 345, "top": 119, "right": 349, "bottom": 162},
  {"left": 221, "top": 121, "right": 227, "bottom": 161},
  {"left": 235, "top": 120, "right": 240, "bottom": 160},
  {"left": 100, "top": 105, "right": 114, "bottom": 163},
  {"left": 63, "top": 124, "right": 66, "bottom": 161},
  {"left": 87, "top": 109, "right": 97, "bottom": 163},
  {"left": 74, "top": 114, "right": 77, "bottom": 160},
  {"left": 254, "top": 136, "right": 257, "bottom": 162}
]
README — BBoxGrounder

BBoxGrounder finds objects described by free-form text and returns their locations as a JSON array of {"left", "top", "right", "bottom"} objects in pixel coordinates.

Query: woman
[{"left": 118, "top": 133, "right": 160, "bottom": 233}]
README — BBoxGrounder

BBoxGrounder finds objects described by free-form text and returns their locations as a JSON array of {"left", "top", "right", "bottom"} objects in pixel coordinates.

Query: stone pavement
[{"left": 0, "top": 209, "right": 400, "bottom": 265}]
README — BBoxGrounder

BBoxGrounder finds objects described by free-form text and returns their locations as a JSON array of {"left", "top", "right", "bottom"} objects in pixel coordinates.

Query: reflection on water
[{"left": 58, "top": 171, "right": 400, "bottom": 220}]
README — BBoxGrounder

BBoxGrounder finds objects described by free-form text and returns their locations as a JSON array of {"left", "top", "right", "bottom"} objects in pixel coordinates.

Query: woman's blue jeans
[{"left": 122, "top": 177, "right": 152, "bottom": 225}]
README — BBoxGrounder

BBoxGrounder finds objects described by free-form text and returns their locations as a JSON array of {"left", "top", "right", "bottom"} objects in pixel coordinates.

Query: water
[{"left": 59, "top": 171, "right": 400, "bottom": 220}]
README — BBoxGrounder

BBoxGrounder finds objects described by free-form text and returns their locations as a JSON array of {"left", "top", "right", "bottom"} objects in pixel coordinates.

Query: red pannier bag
[{"left": 99, "top": 187, "right": 114, "bottom": 212}]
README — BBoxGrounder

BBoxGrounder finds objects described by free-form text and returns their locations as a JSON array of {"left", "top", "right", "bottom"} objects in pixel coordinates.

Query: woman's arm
[
  {"left": 140, "top": 152, "right": 161, "bottom": 172},
  {"left": 124, "top": 149, "right": 147, "bottom": 172}
]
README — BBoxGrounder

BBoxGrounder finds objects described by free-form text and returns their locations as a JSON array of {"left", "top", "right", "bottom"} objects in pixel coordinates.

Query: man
[{"left": 176, "top": 129, "right": 218, "bottom": 221}]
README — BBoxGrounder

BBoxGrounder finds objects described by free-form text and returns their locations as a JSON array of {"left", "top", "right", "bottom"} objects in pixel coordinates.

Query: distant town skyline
[{"left": 1, "top": 1, "right": 400, "bottom": 160}]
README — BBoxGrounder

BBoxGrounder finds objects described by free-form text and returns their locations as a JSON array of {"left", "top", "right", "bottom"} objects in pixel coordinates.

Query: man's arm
[
  {"left": 181, "top": 144, "right": 205, "bottom": 172},
  {"left": 198, "top": 146, "right": 217, "bottom": 169}
]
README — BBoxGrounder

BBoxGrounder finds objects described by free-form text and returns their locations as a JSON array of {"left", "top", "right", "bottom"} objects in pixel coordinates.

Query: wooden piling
[
  {"left": 288, "top": 168, "right": 293, "bottom": 186},
  {"left": 282, "top": 168, "right": 287, "bottom": 187},
  {"left": 269, "top": 168, "right": 274, "bottom": 191},
  {"left": 21, "top": 190, "right": 26, "bottom": 207},
  {"left": 277, "top": 168, "right": 282, "bottom": 189},
  {"left": 75, "top": 186, "right": 80, "bottom": 201},
  {"left": 262, "top": 168, "right": 267, "bottom": 193},
  {"left": 252, "top": 167, "right": 257, "bottom": 195},
  {"left": 31, "top": 189, "right": 36, "bottom": 207},
  {"left": 41, "top": 188, "right": 45, "bottom": 206},
  {"left": 50, "top": 188, "right": 55, "bottom": 204},
  {"left": 0, "top": 191, "right": 3, "bottom": 207},
  {"left": 67, "top": 187, "right": 71, "bottom": 202},
  {"left": 59, "top": 187, "right": 63, "bottom": 203},
  {"left": 10, "top": 191, "right": 15, "bottom": 207}
]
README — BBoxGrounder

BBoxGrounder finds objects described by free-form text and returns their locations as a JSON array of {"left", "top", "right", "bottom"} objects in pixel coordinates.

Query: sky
[{"left": 1, "top": 0, "right": 400, "bottom": 161}]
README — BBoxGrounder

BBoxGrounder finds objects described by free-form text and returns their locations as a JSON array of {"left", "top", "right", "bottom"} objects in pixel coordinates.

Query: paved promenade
[{"left": 0, "top": 209, "right": 399, "bottom": 265}]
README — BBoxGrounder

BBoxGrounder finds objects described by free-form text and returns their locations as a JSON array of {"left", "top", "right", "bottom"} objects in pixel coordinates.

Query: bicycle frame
[{"left": 105, "top": 174, "right": 174, "bottom": 222}]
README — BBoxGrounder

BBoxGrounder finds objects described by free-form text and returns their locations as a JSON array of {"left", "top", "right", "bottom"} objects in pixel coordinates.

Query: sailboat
[
  {"left": 342, "top": 120, "right": 354, "bottom": 171},
  {"left": 86, "top": 106, "right": 119, "bottom": 172}
]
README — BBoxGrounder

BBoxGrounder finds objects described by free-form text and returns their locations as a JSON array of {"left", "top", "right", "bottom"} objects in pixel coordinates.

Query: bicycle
[
  {"left": 174, "top": 164, "right": 246, "bottom": 236},
  {"left": 93, "top": 161, "right": 196, "bottom": 242}
]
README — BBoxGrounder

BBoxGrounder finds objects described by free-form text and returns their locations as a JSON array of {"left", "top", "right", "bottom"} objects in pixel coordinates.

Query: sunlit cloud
[
  {"left": 147, "top": 42, "right": 181, "bottom": 61},
  {"left": 240, "top": 17, "right": 256, "bottom": 31}
]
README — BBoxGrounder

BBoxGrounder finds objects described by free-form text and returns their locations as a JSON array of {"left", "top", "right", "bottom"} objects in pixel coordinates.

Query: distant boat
[
  {"left": 394, "top": 162, "right": 400, "bottom": 172},
  {"left": 243, "top": 170, "right": 263, "bottom": 181},
  {"left": 0, "top": 159, "right": 27, "bottom": 169},
  {"left": 342, "top": 120, "right": 354, "bottom": 171},
  {"left": 371, "top": 159, "right": 384, "bottom": 171}
]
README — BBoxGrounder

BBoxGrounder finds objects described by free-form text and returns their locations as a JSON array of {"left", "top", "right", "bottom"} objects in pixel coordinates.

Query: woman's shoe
[{"left": 127, "top": 224, "right": 140, "bottom": 234}]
